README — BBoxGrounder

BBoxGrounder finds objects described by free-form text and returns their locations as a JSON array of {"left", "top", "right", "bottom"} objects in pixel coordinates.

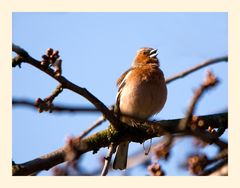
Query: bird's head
[{"left": 132, "top": 47, "right": 159, "bottom": 67}]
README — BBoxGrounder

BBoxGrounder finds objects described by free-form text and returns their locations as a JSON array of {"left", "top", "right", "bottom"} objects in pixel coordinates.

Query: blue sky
[{"left": 12, "top": 12, "right": 227, "bottom": 176}]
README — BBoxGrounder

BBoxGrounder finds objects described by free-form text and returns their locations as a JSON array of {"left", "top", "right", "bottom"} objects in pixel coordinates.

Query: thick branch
[{"left": 12, "top": 112, "right": 227, "bottom": 176}]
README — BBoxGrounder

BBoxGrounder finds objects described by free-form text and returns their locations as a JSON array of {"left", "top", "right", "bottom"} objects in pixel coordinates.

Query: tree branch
[
  {"left": 199, "top": 158, "right": 228, "bottom": 176},
  {"left": 12, "top": 112, "right": 227, "bottom": 176},
  {"left": 12, "top": 44, "right": 121, "bottom": 129},
  {"left": 12, "top": 98, "right": 100, "bottom": 113},
  {"left": 178, "top": 71, "right": 219, "bottom": 130},
  {"left": 101, "top": 143, "right": 116, "bottom": 176},
  {"left": 165, "top": 56, "right": 228, "bottom": 84},
  {"left": 78, "top": 115, "right": 106, "bottom": 139}
]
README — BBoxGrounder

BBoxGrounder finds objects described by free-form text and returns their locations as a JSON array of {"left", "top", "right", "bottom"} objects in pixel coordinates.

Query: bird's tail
[{"left": 113, "top": 141, "right": 129, "bottom": 170}]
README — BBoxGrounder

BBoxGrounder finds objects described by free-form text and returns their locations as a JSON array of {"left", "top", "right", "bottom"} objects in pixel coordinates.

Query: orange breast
[{"left": 119, "top": 65, "right": 167, "bottom": 120}]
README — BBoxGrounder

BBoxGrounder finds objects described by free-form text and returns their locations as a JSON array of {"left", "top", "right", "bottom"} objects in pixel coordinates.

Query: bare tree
[{"left": 12, "top": 44, "right": 228, "bottom": 176}]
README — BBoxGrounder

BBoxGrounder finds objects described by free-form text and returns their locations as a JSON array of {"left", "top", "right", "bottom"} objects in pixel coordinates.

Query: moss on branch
[{"left": 12, "top": 112, "right": 227, "bottom": 176}]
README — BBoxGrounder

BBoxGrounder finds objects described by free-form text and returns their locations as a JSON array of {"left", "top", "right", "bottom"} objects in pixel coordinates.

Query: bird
[{"left": 112, "top": 47, "right": 167, "bottom": 170}]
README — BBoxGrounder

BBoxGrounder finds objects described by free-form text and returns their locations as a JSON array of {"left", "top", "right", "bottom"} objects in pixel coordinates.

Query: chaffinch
[{"left": 113, "top": 47, "right": 168, "bottom": 170}]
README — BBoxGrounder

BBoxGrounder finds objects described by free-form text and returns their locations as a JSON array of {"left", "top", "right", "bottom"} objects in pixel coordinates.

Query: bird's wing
[
  {"left": 116, "top": 68, "right": 132, "bottom": 88},
  {"left": 114, "top": 68, "right": 133, "bottom": 116}
]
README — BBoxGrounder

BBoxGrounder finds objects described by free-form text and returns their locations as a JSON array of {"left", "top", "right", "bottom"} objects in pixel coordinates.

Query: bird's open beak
[{"left": 149, "top": 49, "right": 158, "bottom": 58}]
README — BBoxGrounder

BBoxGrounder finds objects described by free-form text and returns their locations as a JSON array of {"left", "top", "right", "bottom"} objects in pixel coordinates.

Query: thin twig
[
  {"left": 187, "top": 129, "right": 227, "bottom": 149},
  {"left": 45, "top": 84, "right": 63, "bottom": 103},
  {"left": 13, "top": 98, "right": 99, "bottom": 113},
  {"left": 178, "top": 70, "right": 219, "bottom": 130},
  {"left": 165, "top": 56, "right": 228, "bottom": 84},
  {"left": 101, "top": 143, "right": 116, "bottom": 176},
  {"left": 177, "top": 71, "right": 227, "bottom": 150},
  {"left": 78, "top": 116, "right": 106, "bottom": 139},
  {"left": 35, "top": 84, "right": 63, "bottom": 113}
]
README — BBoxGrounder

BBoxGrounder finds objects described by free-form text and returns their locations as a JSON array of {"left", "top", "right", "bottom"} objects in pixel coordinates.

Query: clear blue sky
[{"left": 12, "top": 12, "right": 227, "bottom": 176}]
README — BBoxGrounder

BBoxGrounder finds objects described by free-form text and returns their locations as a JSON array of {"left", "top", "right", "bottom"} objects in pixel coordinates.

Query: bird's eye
[{"left": 143, "top": 51, "right": 147, "bottom": 55}]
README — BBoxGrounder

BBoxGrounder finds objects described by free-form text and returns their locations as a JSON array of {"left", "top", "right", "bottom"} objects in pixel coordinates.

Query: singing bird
[{"left": 113, "top": 47, "right": 167, "bottom": 170}]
